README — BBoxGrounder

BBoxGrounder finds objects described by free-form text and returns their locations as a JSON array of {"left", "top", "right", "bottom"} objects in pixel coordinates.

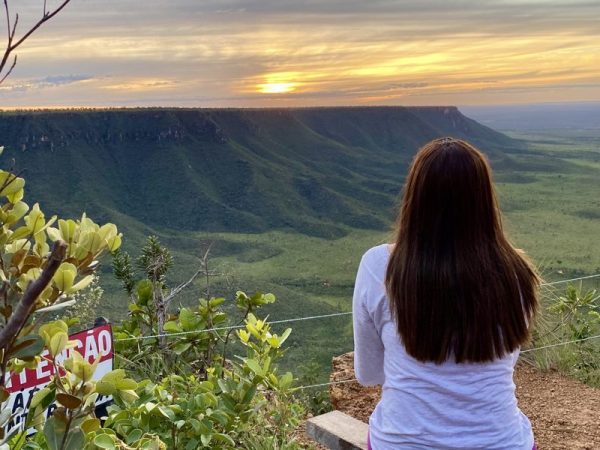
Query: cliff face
[
  {"left": 0, "top": 107, "right": 519, "bottom": 239},
  {"left": 328, "top": 352, "right": 600, "bottom": 450},
  {"left": 0, "top": 107, "right": 512, "bottom": 153}
]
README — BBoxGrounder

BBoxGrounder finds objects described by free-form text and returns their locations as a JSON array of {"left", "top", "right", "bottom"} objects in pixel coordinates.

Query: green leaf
[
  {"left": 49, "top": 332, "right": 69, "bottom": 357},
  {"left": 9, "top": 226, "right": 32, "bottom": 242},
  {"left": 94, "top": 434, "right": 116, "bottom": 449},
  {"left": 115, "top": 377, "right": 138, "bottom": 390},
  {"left": 241, "top": 384, "right": 257, "bottom": 404},
  {"left": 217, "top": 378, "right": 230, "bottom": 394},
  {"left": 209, "top": 297, "right": 225, "bottom": 307},
  {"left": 0, "top": 171, "right": 25, "bottom": 197},
  {"left": 185, "top": 439, "right": 200, "bottom": 450},
  {"left": 279, "top": 372, "right": 294, "bottom": 389},
  {"left": 118, "top": 389, "right": 139, "bottom": 403},
  {"left": 279, "top": 328, "right": 292, "bottom": 346},
  {"left": 245, "top": 358, "right": 263, "bottom": 376},
  {"left": 52, "top": 262, "right": 77, "bottom": 293},
  {"left": 213, "top": 433, "right": 236, "bottom": 446},
  {"left": 179, "top": 308, "right": 200, "bottom": 331},
  {"left": 156, "top": 405, "right": 176, "bottom": 421},
  {"left": 200, "top": 434, "right": 212, "bottom": 447},
  {"left": 43, "top": 417, "right": 65, "bottom": 450},
  {"left": 173, "top": 341, "right": 191, "bottom": 355},
  {"left": 136, "top": 279, "right": 153, "bottom": 306},
  {"left": 80, "top": 417, "right": 100, "bottom": 434},
  {"left": 126, "top": 429, "right": 143, "bottom": 444},
  {"left": 10, "top": 334, "right": 44, "bottom": 359},
  {"left": 67, "top": 275, "right": 94, "bottom": 294},
  {"left": 164, "top": 321, "right": 182, "bottom": 333},
  {"left": 63, "top": 428, "right": 85, "bottom": 450},
  {"left": 209, "top": 410, "right": 230, "bottom": 427},
  {"left": 6, "top": 201, "right": 29, "bottom": 224},
  {"left": 95, "top": 381, "right": 116, "bottom": 396},
  {"left": 46, "top": 226, "right": 62, "bottom": 242}
]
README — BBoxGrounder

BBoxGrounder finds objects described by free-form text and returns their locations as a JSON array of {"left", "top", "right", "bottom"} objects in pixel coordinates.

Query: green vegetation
[
  {"left": 1, "top": 110, "right": 599, "bottom": 386},
  {"left": 0, "top": 165, "right": 305, "bottom": 449},
  {"left": 0, "top": 107, "right": 514, "bottom": 242},
  {"left": 0, "top": 108, "right": 598, "bottom": 448},
  {"left": 527, "top": 283, "right": 600, "bottom": 387}
]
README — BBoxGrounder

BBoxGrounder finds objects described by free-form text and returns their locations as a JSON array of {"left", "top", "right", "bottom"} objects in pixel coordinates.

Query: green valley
[{"left": 1, "top": 108, "right": 599, "bottom": 379}]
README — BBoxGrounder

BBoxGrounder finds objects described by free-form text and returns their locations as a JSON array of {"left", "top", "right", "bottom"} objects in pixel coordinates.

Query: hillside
[
  {"left": 1, "top": 108, "right": 598, "bottom": 387},
  {"left": 0, "top": 107, "right": 519, "bottom": 244}
]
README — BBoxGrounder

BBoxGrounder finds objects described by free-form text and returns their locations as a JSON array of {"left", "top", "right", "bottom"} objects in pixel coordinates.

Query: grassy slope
[{"left": 1, "top": 110, "right": 598, "bottom": 378}]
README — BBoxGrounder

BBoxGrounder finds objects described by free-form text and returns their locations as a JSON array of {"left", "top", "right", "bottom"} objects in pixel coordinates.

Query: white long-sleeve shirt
[{"left": 353, "top": 244, "right": 534, "bottom": 450}]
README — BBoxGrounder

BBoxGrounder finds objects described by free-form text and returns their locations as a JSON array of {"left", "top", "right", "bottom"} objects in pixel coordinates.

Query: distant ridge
[{"left": 0, "top": 107, "right": 520, "bottom": 241}]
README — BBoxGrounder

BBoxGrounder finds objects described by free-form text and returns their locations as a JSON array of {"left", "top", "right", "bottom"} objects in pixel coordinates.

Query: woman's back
[
  {"left": 353, "top": 138, "right": 539, "bottom": 449},
  {"left": 354, "top": 244, "right": 534, "bottom": 450}
]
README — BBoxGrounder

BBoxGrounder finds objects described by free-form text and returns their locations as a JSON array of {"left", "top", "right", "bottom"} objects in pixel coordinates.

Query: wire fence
[
  {"left": 109, "top": 272, "right": 600, "bottom": 391},
  {"left": 114, "top": 273, "right": 600, "bottom": 343},
  {"left": 296, "top": 332, "right": 600, "bottom": 391}
]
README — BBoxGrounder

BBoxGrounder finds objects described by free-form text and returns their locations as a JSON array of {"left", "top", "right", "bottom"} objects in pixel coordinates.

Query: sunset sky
[{"left": 1, "top": 0, "right": 600, "bottom": 108}]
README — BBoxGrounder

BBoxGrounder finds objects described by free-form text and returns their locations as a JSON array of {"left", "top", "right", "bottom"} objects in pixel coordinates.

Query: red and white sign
[{"left": 4, "top": 324, "right": 114, "bottom": 432}]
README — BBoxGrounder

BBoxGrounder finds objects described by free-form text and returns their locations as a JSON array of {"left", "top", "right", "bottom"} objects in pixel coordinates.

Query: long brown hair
[{"left": 385, "top": 137, "right": 540, "bottom": 364}]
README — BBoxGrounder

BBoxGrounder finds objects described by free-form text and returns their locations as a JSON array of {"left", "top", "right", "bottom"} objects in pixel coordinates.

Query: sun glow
[{"left": 259, "top": 82, "right": 297, "bottom": 94}]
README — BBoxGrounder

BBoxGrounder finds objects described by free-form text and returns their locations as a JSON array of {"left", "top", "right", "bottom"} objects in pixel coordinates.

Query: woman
[{"left": 353, "top": 137, "right": 539, "bottom": 450}]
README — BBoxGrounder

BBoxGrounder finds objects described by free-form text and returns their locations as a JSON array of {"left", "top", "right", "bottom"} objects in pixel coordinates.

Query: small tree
[{"left": 113, "top": 236, "right": 209, "bottom": 351}]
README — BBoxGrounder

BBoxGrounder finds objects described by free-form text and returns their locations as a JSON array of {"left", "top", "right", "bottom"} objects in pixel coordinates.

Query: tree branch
[
  {"left": 3, "top": 0, "right": 10, "bottom": 43},
  {"left": 0, "top": 52, "right": 15, "bottom": 83},
  {"left": 10, "top": 0, "right": 71, "bottom": 51},
  {"left": 0, "top": 240, "right": 67, "bottom": 350},
  {"left": 164, "top": 267, "right": 203, "bottom": 308},
  {"left": 164, "top": 246, "right": 213, "bottom": 307},
  {"left": 0, "top": 0, "right": 12, "bottom": 73},
  {"left": 0, "top": 0, "right": 72, "bottom": 82}
]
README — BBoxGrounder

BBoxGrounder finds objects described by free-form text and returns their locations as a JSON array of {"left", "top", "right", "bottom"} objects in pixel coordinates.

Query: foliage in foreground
[
  {"left": 111, "top": 236, "right": 304, "bottom": 448},
  {"left": 0, "top": 158, "right": 146, "bottom": 449},
  {"left": 0, "top": 163, "right": 305, "bottom": 449},
  {"left": 529, "top": 283, "right": 600, "bottom": 386}
]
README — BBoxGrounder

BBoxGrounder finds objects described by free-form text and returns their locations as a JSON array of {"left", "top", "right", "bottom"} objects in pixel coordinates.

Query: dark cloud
[
  {"left": 38, "top": 74, "right": 92, "bottom": 86},
  {"left": 0, "top": 74, "right": 92, "bottom": 92}
]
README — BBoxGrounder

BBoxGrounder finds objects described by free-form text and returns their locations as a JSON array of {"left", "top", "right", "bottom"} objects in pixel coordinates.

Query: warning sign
[{"left": 4, "top": 324, "right": 114, "bottom": 432}]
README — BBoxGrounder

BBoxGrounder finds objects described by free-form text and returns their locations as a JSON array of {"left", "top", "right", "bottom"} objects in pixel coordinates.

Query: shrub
[{"left": 0, "top": 162, "right": 122, "bottom": 448}]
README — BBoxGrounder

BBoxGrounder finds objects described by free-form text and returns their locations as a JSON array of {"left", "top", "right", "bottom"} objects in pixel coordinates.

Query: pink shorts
[{"left": 367, "top": 433, "right": 537, "bottom": 450}]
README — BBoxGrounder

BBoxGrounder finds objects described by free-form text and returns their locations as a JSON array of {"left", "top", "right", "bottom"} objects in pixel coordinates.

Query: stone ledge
[{"left": 306, "top": 410, "right": 369, "bottom": 450}]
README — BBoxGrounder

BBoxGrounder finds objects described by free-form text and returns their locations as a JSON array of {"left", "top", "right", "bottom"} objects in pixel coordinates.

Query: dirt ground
[{"left": 316, "top": 352, "right": 600, "bottom": 450}]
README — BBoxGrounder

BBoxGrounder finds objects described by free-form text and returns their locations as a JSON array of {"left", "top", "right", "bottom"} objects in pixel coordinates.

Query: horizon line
[{"left": 2, "top": 100, "right": 600, "bottom": 113}]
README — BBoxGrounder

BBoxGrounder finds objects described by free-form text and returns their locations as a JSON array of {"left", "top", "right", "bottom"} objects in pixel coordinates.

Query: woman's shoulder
[
  {"left": 359, "top": 244, "right": 392, "bottom": 280},
  {"left": 362, "top": 243, "right": 392, "bottom": 262}
]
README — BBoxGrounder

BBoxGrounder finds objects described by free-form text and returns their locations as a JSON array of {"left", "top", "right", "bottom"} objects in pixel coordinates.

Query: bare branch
[
  {"left": 10, "top": 11, "right": 17, "bottom": 40},
  {"left": 0, "top": 0, "right": 11, "bottom": 73},
  {"left": 0, "top": 240, "right": 67, "bottom": 350},
  {"left": 164, "top": 268, "right": 203, "bottom": 307},
  {"left": 3, "top": 1, "right": 10, "bottom": 42},
  {"left": 164, "top": 246, "right": 214, "bottom": 307},
  {"left": 9, "top": 0, "right": 72, "bottom": 51},
  {"left": 0, "top": 0, "right": 72, "bottom": 83},
  {"left": 0, "top": 52, "right": 15, "bottom": 83}
]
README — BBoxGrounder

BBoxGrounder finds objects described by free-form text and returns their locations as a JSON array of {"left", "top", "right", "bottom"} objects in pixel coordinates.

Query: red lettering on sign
[{"left": 6, "top": 325, "right": 113, "bottom": 392}]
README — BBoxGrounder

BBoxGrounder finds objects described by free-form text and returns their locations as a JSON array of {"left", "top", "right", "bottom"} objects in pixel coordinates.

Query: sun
[{"left": 259, "top": 82, "right": 297, "bottom": 94}]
